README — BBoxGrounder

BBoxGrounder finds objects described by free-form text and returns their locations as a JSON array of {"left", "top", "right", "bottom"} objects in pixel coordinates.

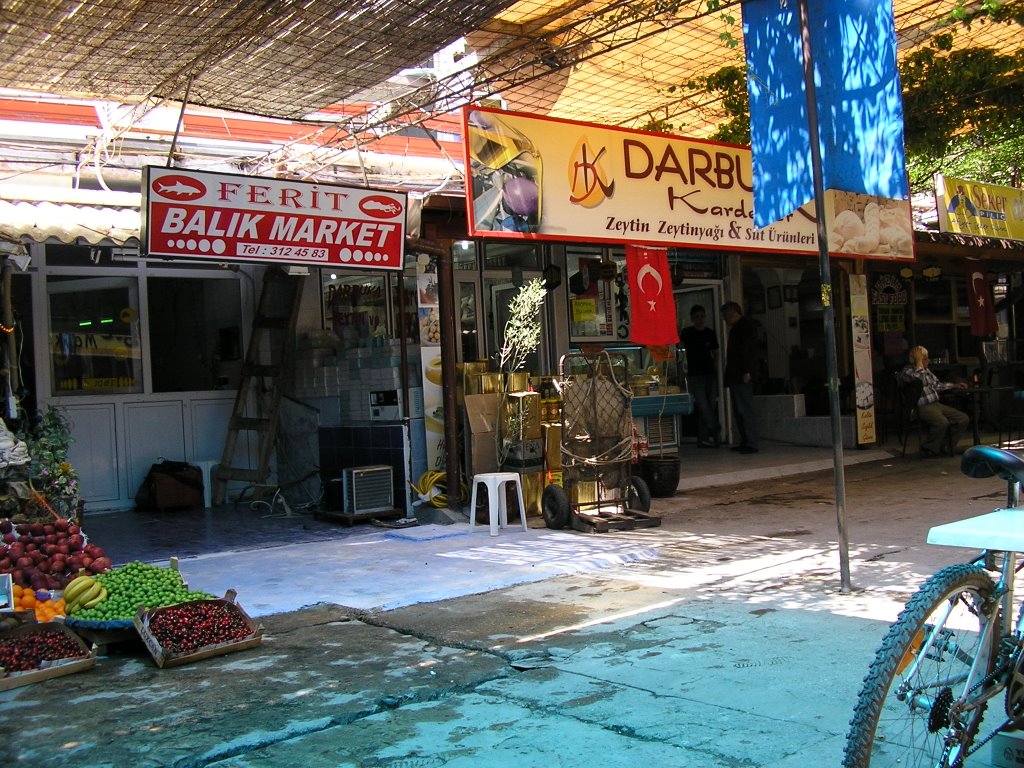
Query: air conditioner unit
[{"left": 342, "top": 465, "right": 394, "bottom": 515}]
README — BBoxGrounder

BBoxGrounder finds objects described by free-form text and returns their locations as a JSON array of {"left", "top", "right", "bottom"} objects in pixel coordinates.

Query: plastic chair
[{"left": 469, "top": 472, "right": 528, "bottom": 536}]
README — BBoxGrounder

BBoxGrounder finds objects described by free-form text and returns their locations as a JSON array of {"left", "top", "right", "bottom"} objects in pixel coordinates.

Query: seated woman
[{"left": 899, "top": 345, "right": 969, "bottom": 457}]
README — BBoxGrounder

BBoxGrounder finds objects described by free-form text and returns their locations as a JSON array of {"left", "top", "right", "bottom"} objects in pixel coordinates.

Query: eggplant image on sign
[{"left": 141, "top": 167, "right": 407, "bottom": 270}]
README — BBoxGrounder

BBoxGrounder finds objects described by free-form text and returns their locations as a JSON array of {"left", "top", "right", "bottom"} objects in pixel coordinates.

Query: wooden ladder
[{"left": 212, "top": 266, "right": 305, "bottom": 505}]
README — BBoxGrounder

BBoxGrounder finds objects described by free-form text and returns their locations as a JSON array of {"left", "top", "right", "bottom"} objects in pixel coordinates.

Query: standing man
[
  {"left": 721, "top": 301, "right": 760, "bottom": 454},
  {"left": 680, "top": 304, "right": 721, "bottom": 448}
]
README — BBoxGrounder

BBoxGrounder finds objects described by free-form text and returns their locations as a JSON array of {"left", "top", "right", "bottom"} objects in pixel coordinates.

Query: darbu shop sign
[
  {"left": 141, "top": 167, "right": 406, "bottom": 270},
  {"left": 463, "top": 106, "right": 818, "bottom": 254}
]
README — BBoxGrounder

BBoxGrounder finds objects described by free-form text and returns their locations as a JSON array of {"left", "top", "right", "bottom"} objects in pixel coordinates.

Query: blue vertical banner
[{"left": 742, "top": 0, "right": 909, "bottom": 229}]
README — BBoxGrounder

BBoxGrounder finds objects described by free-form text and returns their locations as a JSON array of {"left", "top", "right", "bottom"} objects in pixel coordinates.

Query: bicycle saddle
[{"left": 961, "top": 444, "right": 1024, "bottom": 485}]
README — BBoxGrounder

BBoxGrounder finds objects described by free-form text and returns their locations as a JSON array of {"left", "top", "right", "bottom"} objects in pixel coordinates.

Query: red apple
[{"left": 54, "top": 519, "right": 69, "bottom": 533}]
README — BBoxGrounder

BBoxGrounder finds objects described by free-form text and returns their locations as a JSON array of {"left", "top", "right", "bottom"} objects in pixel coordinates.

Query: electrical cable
[{"left": 409, "top": 470, "right": 467, "bottom": 509}]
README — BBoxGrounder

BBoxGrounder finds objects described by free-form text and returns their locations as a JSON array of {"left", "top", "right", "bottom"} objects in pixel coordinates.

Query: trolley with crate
[{"left": 542, "top": 349, "right": 658, "bottom": 533}]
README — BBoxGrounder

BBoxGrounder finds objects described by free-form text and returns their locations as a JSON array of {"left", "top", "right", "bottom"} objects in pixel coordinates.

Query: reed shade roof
[
  {"left": 0, "top": 1, "right": 1021, "bottom": 165},
  {"left": 0, "top": 0, "right": 518, "bottom": 120}
]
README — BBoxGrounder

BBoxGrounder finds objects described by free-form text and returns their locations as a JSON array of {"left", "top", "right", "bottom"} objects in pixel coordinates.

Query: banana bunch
[{"left": 63, "top": 573, "right": 107, "bottom": 614}]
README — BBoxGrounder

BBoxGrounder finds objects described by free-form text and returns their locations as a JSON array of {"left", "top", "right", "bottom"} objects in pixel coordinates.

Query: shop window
[
  {"left": 482, "top": 242, "right": 539, "bottom": 271},
  {"left": 392, "top": 274, "right": 420, "bottom": 346},
  {"left": 566, "top": 246, "right": 627, "bottom": 341},
  {"left": 48, "top": 275, "right": 142, "bottom": 395},
  {"left": 452, "top": 241, "right": 478, "bottom": 271},
  {"left": 457, "top": 281, "right": 479, "bottom": 362},
  {"left": 147, "top": 277, "right": 242, "bottom": 392},
  {"left": 913, "top": 278, "right": 953, "bottom": 321},
  {"left": 323, "top": 272, "right": 388, "bottom": 348}
]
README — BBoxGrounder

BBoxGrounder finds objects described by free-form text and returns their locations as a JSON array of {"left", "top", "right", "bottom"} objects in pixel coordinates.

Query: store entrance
[{"left": 674, "top": 281, "right": 724, "bottom": 444}]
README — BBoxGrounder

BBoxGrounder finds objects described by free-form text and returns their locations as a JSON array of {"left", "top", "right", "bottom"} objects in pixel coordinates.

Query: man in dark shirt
[
  {"left": 721, "top": 301, "right": 760, "bottom": 454},
  {"left": 680, "top": 304, "right": 720, "bottom": 447}
]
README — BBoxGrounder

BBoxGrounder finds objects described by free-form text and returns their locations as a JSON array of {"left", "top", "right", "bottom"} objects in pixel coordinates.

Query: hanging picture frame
[{"left": 767, "top": 286, "right": 782, "bottom": 309}]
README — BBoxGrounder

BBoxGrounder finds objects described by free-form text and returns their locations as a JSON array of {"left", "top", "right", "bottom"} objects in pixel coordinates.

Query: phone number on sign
[{"left": 236, "top": 244, "right": 330, "bottom": 260}]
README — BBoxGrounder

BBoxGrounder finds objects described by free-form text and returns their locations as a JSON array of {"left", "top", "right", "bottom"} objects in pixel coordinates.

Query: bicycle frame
[{"left": 917, "top": 479, "right": 1024, "bottom": 760}]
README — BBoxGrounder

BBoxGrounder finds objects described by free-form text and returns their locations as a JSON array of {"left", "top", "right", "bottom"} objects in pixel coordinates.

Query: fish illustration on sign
[{"left": 154, "top": 177, "right": 206, "bottom": 201}]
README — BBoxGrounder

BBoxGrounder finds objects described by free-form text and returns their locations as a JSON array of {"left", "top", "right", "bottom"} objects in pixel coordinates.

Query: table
[{"left": 941, "top": 385, "right": 1017, "bottom": 445}]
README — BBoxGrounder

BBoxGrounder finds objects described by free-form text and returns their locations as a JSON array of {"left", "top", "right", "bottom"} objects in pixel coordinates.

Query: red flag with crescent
[
  {"left": 626, "top": 245, "right": 678, "bottom": 346},
  {"left": 966, "top": 259, "right": 997, "bottom": 336}
]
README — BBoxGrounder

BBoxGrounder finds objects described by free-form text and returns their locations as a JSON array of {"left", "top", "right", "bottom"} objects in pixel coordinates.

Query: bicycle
[{"left": 844, "top": 444, "right": 1024, "bottom": 767}]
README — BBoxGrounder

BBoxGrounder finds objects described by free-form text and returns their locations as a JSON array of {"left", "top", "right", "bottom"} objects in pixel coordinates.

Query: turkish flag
[
  {"left": 966, "top": 260, "right": 997, "bottom": 337},
  {"left": 626, "top": 245, "right": 678, "bottom": 346}
]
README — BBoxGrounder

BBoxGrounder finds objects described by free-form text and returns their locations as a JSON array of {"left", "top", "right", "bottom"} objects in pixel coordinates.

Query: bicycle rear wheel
[{"left": 844, "top": 563, "right": 999, "bottom": 768}]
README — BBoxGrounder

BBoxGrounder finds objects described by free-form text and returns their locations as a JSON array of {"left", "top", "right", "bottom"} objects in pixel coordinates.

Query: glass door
[
  {"left": 675, "top": 281, "right": 725, "bottom": 443},
  {"left": 47, "top": 275, "right": 142, "bottom": 395}
]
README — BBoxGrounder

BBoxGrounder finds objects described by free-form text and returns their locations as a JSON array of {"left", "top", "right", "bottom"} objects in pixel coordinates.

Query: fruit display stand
[
  {"left": 0, "top": 618, "right": 96, "bottom": 691},
  {"left": 134, "top": 589, "right": 263, "bottom": 669},
  {"left": 63, "top": 557, "right": 187, "bottom": 654}
]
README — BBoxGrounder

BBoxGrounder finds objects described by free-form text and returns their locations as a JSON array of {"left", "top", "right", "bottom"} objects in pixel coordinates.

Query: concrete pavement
[{"left": 2, "top": 441, "right": 1016, "bottom": 767}]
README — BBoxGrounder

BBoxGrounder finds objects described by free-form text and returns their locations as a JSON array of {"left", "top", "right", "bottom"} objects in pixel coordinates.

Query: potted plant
[{"left": 0, "top": 406, "right": 81, "bottom": 522}]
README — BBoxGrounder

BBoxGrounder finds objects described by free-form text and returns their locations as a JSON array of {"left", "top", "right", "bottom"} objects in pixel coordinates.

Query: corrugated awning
[{"left": 0, "top": 200, "right": 140, "bottom": 247}]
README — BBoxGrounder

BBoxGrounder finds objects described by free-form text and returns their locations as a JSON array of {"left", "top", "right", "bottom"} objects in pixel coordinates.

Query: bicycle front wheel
[{"left": 844, "top": 563, "right": 999, "bottom": 768}]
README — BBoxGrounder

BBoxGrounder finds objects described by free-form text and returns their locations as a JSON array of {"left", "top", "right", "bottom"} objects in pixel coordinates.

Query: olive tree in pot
[{"left": 494, "top": 278, "right": 546, "bottom": 469}]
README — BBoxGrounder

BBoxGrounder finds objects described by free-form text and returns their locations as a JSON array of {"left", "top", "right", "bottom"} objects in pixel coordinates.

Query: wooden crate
[
  {"left": 0, "top": 620, "right": 96, "bottom": 691},
  {"left": 134, "top": 590, "right": 263, "bottom": 669}
]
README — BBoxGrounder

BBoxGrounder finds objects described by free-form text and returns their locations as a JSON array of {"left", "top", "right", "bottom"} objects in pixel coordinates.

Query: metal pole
[
  {"left": 435, "top": 242, "right": 461, "bottom": 514},
  {"left": 798, "top": 0, "right": 852, "bottom": 592}
]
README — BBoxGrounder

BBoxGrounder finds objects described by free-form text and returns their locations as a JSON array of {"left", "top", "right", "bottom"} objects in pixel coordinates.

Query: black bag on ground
[{"left": 135, "top": 460, "right": 204, "bottom": 512}]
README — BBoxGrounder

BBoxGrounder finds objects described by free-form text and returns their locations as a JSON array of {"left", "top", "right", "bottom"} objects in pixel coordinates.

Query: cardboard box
[
  {"left": 464, "top": 394, "right": 501, "bottom": 476},
  {"left": 134, "top": 590, "right": 262, "bottom": 669},
  {"left": 465, "top": 393, "right": 500, "bottom": 435},
  {"left": 0, "top": 620, "right": 96, "bottom": 691},
  {"left": 992, "top": 732, "right": 1024, "bottom": 768}
]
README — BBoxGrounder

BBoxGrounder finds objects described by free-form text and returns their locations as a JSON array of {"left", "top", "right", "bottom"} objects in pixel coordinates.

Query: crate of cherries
[
  {"left": 133, "top": 588, "right": 262, "bottom": 668},
  {"left": 0, "top": 620, "right": 95, "bottom": 690}
]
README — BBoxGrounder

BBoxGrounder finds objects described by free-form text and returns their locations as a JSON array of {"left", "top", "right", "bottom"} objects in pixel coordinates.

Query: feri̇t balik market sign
[{"left": 141, "top": 167, "right": 407, "bottom": 270}]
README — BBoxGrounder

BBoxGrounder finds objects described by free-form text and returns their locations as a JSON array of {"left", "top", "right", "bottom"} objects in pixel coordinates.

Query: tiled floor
[{"left": 83, "top": 502, "right": 380, "bottom": 567}]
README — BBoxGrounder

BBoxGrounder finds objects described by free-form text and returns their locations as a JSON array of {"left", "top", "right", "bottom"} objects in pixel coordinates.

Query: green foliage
[
  {"left": 666, "top": 2, "right": 1024, "bottom": 182},
  {"left": 497, "top": 278, "right": 546, "bottom": 378},
  {"left": 0, "top": 406, "right": 79, "bottom": 519},
  {"left": 17, "top": 407, "right": 75, "bottom": 473},
  {"left": 906, "top": 120, "right": 1024, "bottom": 192}
]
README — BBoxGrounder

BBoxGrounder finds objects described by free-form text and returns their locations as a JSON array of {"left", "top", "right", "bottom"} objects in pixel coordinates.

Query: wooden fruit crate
[
  {"left": 0, "top": 620, "right": 96, "bottom": 691},
  {"left": 134, "top": 589, "right": 263, "bottom": 669}
]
